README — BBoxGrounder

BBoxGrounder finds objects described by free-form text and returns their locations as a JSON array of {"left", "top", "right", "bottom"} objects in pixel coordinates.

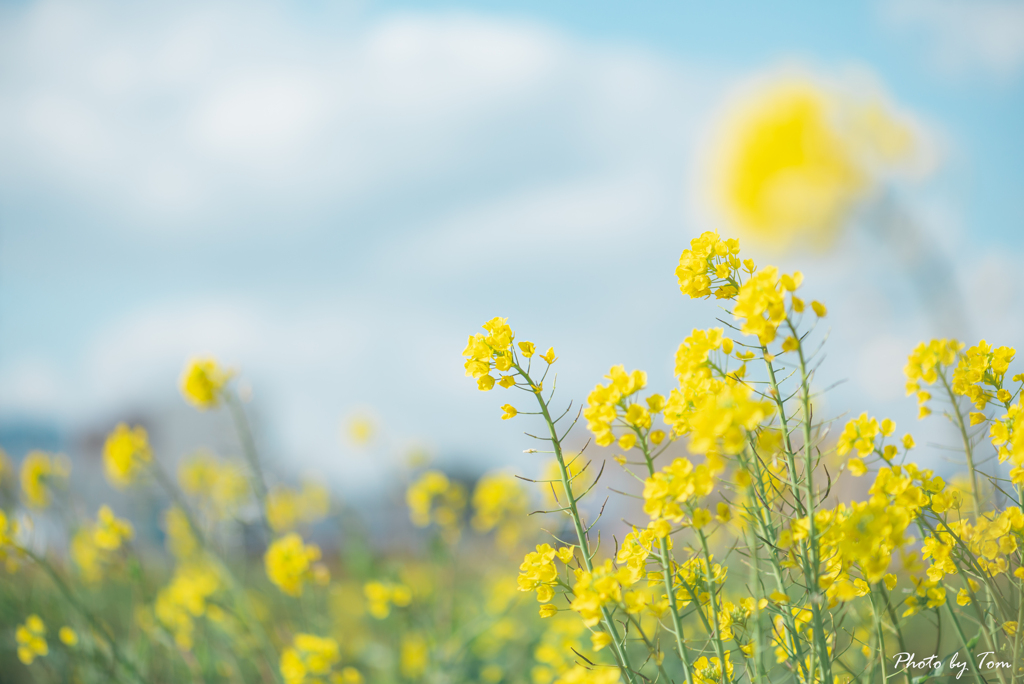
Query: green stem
[
  {"left": 943, "top": 598, "right": 983, "bottom": 681},
  {"left": 24, "top": 550, "right": 148, "bottom": 684},
  {"left": 791, "top": 327, "right": 833, "bottom": 684},
  {"left": 938, "top": 372, "right": 982, "bottom": 518},
  {"left": 869, "top": 588, "right": 889, "bottom": 684},
  {"left": 226, "top": 391, "right": 271, "bottom": 534},
  {"left": 696, "top": 528, "right": 730, "bottom": 684},
  {"left": 147, "top": 455, "right": 282, "bottom": 684},
  {"left": 637, "top": 430, "right": 694, "bottom": 684},
  {"left": 514, "top": 362, "right": 638, "bottom": 684}
]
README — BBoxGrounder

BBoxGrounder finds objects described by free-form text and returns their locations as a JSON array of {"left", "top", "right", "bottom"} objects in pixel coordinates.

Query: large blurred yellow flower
[{"left": 710, "top": 76, "right": 916, "bottom": 249}]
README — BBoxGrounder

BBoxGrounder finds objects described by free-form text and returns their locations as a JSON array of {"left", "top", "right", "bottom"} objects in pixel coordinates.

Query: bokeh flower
[
  {"left": 708, "top": 76, "right": 918, "bottom": 250},
  {"left": 103, "top": 423, "right": 152, "bottom": 489}
]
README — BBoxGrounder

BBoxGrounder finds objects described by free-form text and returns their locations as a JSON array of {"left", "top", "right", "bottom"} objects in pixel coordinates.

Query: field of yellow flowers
[{"left": 2, "top": 227, "right": 1023, "bottom": 684}]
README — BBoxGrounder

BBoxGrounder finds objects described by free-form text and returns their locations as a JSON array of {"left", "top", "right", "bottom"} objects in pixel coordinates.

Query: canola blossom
[
  {"left": 458, "top": 230, "right": 1024, "bottom": 684},
  {"left": 4, "top": 233, "right": 1024, "bottom": 684}
]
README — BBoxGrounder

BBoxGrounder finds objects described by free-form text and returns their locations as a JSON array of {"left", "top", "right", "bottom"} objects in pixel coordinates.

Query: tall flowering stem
[
  {"left": 512, "top": 360, "right": 639, "bottom": 684},
  {"left": 637, "top": 431, "right": 695, "bottom": 684}
]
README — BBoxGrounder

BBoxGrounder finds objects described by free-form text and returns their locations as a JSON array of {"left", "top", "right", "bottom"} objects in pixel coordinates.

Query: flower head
[
  {"left": 103, "top": 423, "right": 151, "bottom": 488},
  {"left": 265, "top": 533, "right": 325, "bottom": 597},
  {"left": 20, "top": 451, "right": 69, "bottom": 509},
  {"left": 180, "top": 357, "right": 232, "bottom": 409}
]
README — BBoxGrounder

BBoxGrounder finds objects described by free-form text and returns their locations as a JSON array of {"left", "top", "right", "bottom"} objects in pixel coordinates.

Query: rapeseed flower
[
  {"left": 16, "top": 614, "right": 47, "bottom": 665},
  {"left": 280, "top": 633, "right": 349, "bottom": 684},
  {"left": 181, "top": 356, "right": 232, "bottom": 409},
  {"left": 20, "top": 450, "right": 69, "bottom": 509},
  {"left": 265, "top": 533, "right": 326, "bottom": 597},
  {"left": 708, "top": 77, "right": 917, "bottom": 250},
  {"left": 406, "top": 470, "right": 466, "bottom": 537},
  {"left": 364, "top": 580, "right": 412, "bottom": 619},
  {"left": 400, "top": 633, "right": 429, "bottom": 679},
  {"left": 154, "top": 561, "right": 221, "bottom": 650},
  {"left": 471, "top": 471, "right": 528, "bottom": 544},
  {"left": 103, "top": 423, "right": 151, "bottom": 488},
  {"left": 179, "top": 451, "right": 250, "bottom": 519}
]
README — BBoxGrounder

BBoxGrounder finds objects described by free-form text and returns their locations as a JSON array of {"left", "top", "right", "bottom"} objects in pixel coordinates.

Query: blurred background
[{"left": 1, "top": 0, "right": 1023, "bottom": 500}]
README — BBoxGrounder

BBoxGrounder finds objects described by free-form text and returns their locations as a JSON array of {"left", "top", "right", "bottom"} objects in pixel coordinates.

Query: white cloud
[
  {"left": 0, "top": 1, "right": 695, "bottom": 234},
  {"left": 883, "top": 0, "right": 1024, "bottom": 79}
]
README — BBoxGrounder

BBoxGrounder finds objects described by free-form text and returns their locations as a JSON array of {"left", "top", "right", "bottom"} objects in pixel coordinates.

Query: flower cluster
[
  {"left": 517, "top": 544, "right": 574, "bottom": 616},
  {"left": 583, "top": 366, "right": 659, "bottom": 448},
  {"left": 952, "top": 340, "right": 1016, "bottom": 410},
  {"left": 103, "top": 423, "right": 152, "bottom": 488},
  {"left": 904, "top": 338, "right": 961, "bottom": 418},
  {"left": 178, "top": 451, "right": 251, "bottom": 519},
  {"left": 180, "top": 357, "right": 233, "bottom": 409},
  {"left": 20, "top": 450, "right": 70, "bottom": 509},
  {"left": 265, "top": 533, "right": 328, "bottom": 597},
  {"left": 280, "top": 633, "right": 362, "bottom": 684},
  {"left": 153, "top": 561, "right": 222, "bottom": 650},
  {"left": 642, "top": 458, "right": 715, "bottom": 526},
  {"left": 570, "top": 560, "right": 638, "bottom": 627},
  {"left": 462, "top": 317, "right": 516, "bottom": 391},
  {"left": 267, "top": 482, "right": 331, "bottom": 532},
  {"left": 676, "top": 231, "right": 745, "bottom": 299},
  {"left": 471, "top": 472, "right": 528, "bottom": 544},
  {"left": 364, "top": 581, "right": 412, "bottom": 619},
  {"left": 0, "top": 510, "right": 18, "bottom": 572},
  {"left": 16, "top": 615, "right": 48, "bottom": 665},
  {"left": 406, "top": 470, "right": 466, "bottom": 535},
  {"left": 71, "top": 506, "right": 134, "bottom": 583}
]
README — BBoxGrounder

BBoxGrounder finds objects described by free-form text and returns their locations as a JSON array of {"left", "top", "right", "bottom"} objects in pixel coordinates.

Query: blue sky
[{"left": 1, "top": 0, "right": 1022, "bottom": 490}]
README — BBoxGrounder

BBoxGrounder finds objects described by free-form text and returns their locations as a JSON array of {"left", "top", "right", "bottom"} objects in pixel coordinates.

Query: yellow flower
[
  {"left": 583, "top": 365, "right": 649, "bottom": 447},
  {"left": 400, "top": 633, "right": 429, "bottom": 679},
  {"left": 165, "top": 506, "right": 199, "bottom": 559},
  {"left": 952, "top": 340, "right": 1016, "bottom": 410},
  {"left": 848, "top": 458, "right": 867, "bottom": 477},
  {"left": 471, "top": 472, "right": 527, "bottom": 544},
  {"left": 16, "top": 614, "right": 48, "bottom": 665},
  {"left": 733, "top": 266, "right": 795, "bottom": 345},
  {"left": 463, "top": 317, "right": 515, "bottom": 389},
  {"left": 904, "top": 339, "right": 962, "bottom": 417},
  {"left": 707, "top": 78, "right": 915, "bottom": 250},
  {"left": 364, "top": 580, "right": 412, "bottom": 619},
  {"left": 500, "top": 404, "right": 518, "bottom": 420},
  {"left": 179, "top": 451, "right": 250, "bottom": 519},
  {"left": 180, "top": 357, "right": 232, "bottom": 409},
  {"left": 265, "top": 533, "right": 324, "bottom": 597},
  {"left": 344, "top": 413, "right": 375, "bottom": 445},
  {"left": 540, "top": 347, "right": 557, "bottom": 364},
  {"left": 280, "top": 633, "right": 343, "bottom": 684},
  {"left": 406, "top": 471, "right": 466, "bottom": 537},
  {"left": 676, "top": 232, "right": 742, "bottom": 299},
  {"left": 154, "top": 561, "right": 222, "bottom": 650},
  {"left": 591, "top": 632, "right": 612, "bottom": 651},
  {"left": 0, "top": 510, "right": 19, "bottom": 572},
  {"left": 20, "top": 450, "right": 69, "bottom": 509},
  {"left": 836, "top": 413, "right": 881, "bottom": 458},
  {"left": 58, "top": 627, "right": 78, "bottom": 647},
  {"left": 103, "top": 423, "right": 151, "bottom": 488},
  {"left": 693, "top": 653, "right": 734, "bottom": 684},
  {"left": 518, "top": 341, "right": 536, "bottom": 358},
  {"left": 93, "top": 505, "right": 133, "bottom": 550}
]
